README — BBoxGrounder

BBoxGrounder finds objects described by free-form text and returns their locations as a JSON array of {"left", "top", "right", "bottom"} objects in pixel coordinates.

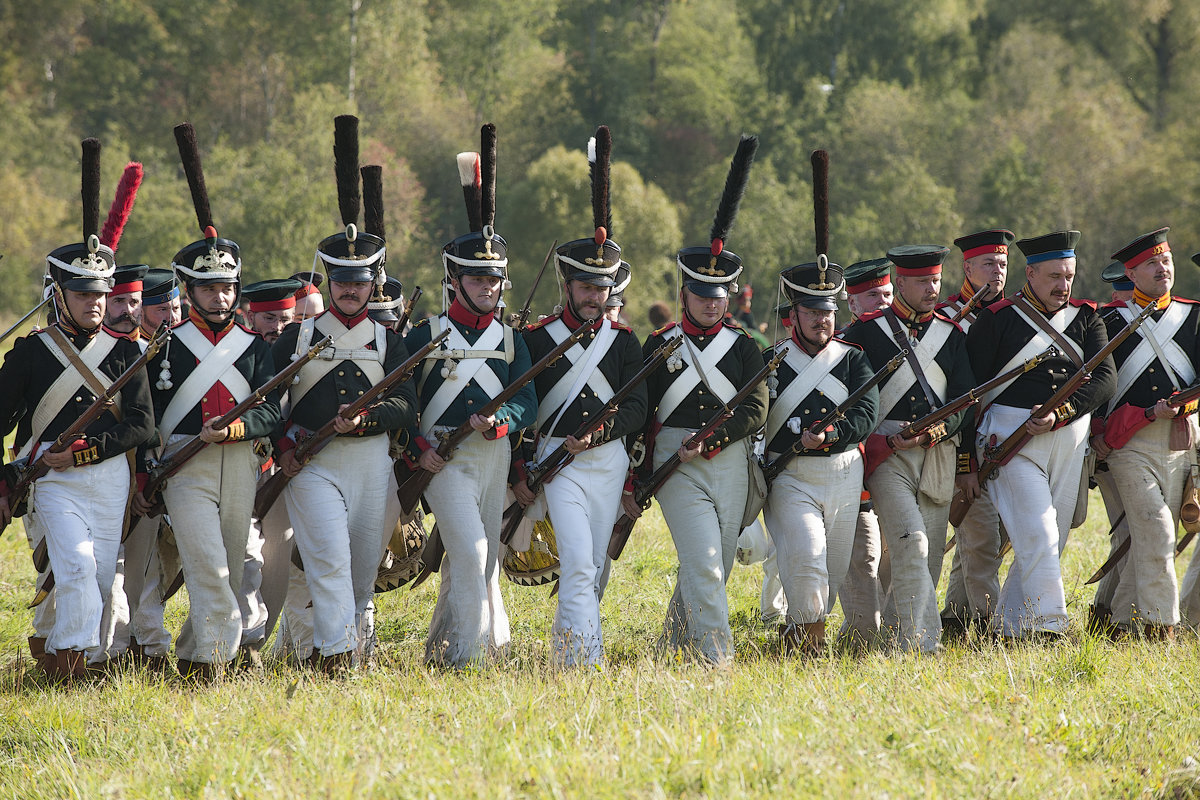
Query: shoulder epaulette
[
  {"left": 986, "top": 298, "right": 1015, "bottom": 313},
  {"left": 933, "top": 310, "right": 963, "bottom": 332},
  {"left": 609, "top": 320, "right": 633, "bottom": 333},
  {"left": 1068, "top": 298, "right": 1098, "bottom": 311},
  {"left": 651, "top": 321, "right": 678, "bottom": 337},
  {"left": 1173, "top": 296, "right": 1200, "bottom": 306},
  {"left": 234, "top": 321, "right": 257, "bottom": 335},
  {"left": 410, "top": 316, "right": 430, "bottom": 330},
  {"left": 1101, "top": 299, "right": 1125, "bottom": 309},
  {"left": 723, "top": 319, "right": 750, "bottom": 336},
  {"left": 524, "top": 312, "right": 561, "bottom": 332},
  {"left": 857, "top": 309, "right": 886, "bottom": 322},
  {"left": 832, "top": 336, "right": 864, "bottom": 352}
]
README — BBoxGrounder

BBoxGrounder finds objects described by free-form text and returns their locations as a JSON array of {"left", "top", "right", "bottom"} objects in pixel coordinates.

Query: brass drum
[
  {"left": 502, "top": 516, "right": 561, "bottom": 587},
  {"left": 374, "top": 511, "right": 429, "bottom": 593}
]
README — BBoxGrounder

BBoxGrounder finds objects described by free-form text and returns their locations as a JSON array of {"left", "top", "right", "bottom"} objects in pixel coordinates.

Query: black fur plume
[
  {"left": 333, "top": 114, "right": 361, "bottom": 228},
  {"left": 811, "top": 149, "right": 829, "bottom": 257},
  {"left": 173, "top": 123, "right": 214, "bottom": 232},
  {"left": 81, "top": 138, "right": 102, "bottom": 241},
  {"left": 589, "top": 126, "right": 614, "bottom": 239},
  {"left": 591, "top": 125, "right": 612, "bottom": 237},
  {"left": 480, "top": 123, "right": 497, "bottom": 229},
  {"left": 361, "top": 165, "right": 385, "bottom": 241},
  {"left": 709, "top": 134, "right": 759, "bottom": 245}
]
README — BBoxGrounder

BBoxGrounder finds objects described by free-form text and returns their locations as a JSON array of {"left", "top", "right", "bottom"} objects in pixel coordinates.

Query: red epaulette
[
  {"left": 1172, "top": 296, "right": 1200, "bottom": 305},
  {"left": 1101, "top": 299, "right": 1125, "bottom": 309},
  {"left": 524, "top": 312, "right": 561, "bottom": 332},
  {"left": 234, "top": 321, "right": 258, "bottom": 335},
  {"left": 857, "top": 309, "right": 886, "bottom": 322},
  {"left": 609, "top": 319, "right": 633, "bottom": 333},
  {"left": 987, "top": 298, "right": 1015, "bottom": 312},
  {"left": 723, "top": 319, "right": 752, "bottom": 337},
  {"left": 832, "top": 336, "right": 864, "bottom": 352},
  {"left": 932, "top": 310, "right": 964, "bottom": 332},
  {"left": 1067, "top": 298, "right": 1098, "bottom": 311},
  {"left": 651, "top": 321, "right": 678, "bottom": 337}
]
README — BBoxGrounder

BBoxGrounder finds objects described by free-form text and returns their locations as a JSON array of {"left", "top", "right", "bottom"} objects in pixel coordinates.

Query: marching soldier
[
  {"left": 123, "top": 268, "right": 182, "bottom": 670},
  {"left": 832, "top": 257, "right": 895, "bottom": 650},
  {"left": 966, "top": 230, "right": 1114, "bottom": 640},
  {"left": 1, "top": 140, "right": 154, "bottom": 681},
  {"left": 134, "top": 125, "right": 282, "bottom": 679},
  {"left": 513, "top": 127, "right": 646, "bottom": 667},
  {"left": 938, "top": 229, "right": 1014, "bottom": 639},
  {"left": 270, "top": 115, "right": 417, "bottom": 673},
  {"left": 1089, "top": 261, "right": 1137, "bottom": 636},
  {"left": 405, "top": 131, "right": 536, "bottom": 667},
  {"left": 841, "top": 245, "right": 975, "bottom": 653},
  {"left": 762, "top": 261, "right": 877, "bottom": 656},
  {"left": 1092, "top": 228, "right": 1200, "bottom": 641},
  {"left": 632, "top": 136, "right": 768, "bottom": 664}
]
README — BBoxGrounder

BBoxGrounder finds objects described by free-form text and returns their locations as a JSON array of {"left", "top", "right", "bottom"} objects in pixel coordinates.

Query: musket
[
  {"left": 4, "top": 324, "right": 171, "bottom": 539},
  {"left": 761, "top": 350, "right": 905, "bottom": 485},
  {"left": 950, "top": 287, "right": 995, "bottom": 325},
  {"left": 1084, "top": 512, "right": 1129, "bottom": 585},
  {"left": 497, "top": 335, "right": 682, "bottom": 547},
  {"left": 0, "top": 295, "right": 53, "bottom": 347},
  {"left": 396, "top": 319, "right": 590, "bottom": 517},
  {"left": 143, "top": 334, "right": 335, "bottom": 507},
  {"left": 948, "top": 301, "right": 1155, "bottom": 527},
  {"left": 508, "top": 239, "right": 557, "bottom": 329},
  {"left": 897, "top": 346, "right": 1058, "bottom": 446},
  {"left": 608, "top": 347, "right": 787, "bottom": 561},
  {"left": 253, "top": 329, "right": 450, "bottom": 519},
  {"left": 395, "top": 286, "right": 422, "bottom": 332}
]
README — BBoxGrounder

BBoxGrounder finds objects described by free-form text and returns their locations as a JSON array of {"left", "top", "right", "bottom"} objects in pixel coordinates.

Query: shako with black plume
[
  {"left": 555, "top": 125, "right": 620, "bottom": 289},
  {"left": 361, "top": 163, "right": 404, "bottom": 324},
  {"left": 677, "top": 134, "right": 759, "bottom": 299},
  {"left": 441, "top": 123, "right": 510, "bottom": 311},
  {"left": 46, "top": 138, "right": 117, "bottom": 295}
]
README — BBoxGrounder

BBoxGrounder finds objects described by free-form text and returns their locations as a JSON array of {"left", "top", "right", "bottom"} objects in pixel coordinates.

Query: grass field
[{"left": 1, "top": 495, "right": 1199, "bottom": 799}]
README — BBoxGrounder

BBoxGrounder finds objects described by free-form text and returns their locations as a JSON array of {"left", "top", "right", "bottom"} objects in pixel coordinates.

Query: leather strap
[
  {"left": 882, "top": 307, "right": 942, "bottom": 408},
  {"left": 1012, "top": 294, "right": 1084, "bottom": 369}
]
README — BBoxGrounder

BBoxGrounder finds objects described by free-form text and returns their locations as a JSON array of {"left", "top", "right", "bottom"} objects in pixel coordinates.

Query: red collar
[
  {"left": 448, "top": 299, "right": 495, "bottom": 330},
  {"left": 329, "top": 304, "right": 369, "bottom": 327},
  {"left": 682, "top": 316, "right": 723, "bottom": 336},
  {"left": 562, "top": 304, "right": 603, "bottom": 332},
  {"left": 188, "top": 307, "right": 236, "bottom": 342}
]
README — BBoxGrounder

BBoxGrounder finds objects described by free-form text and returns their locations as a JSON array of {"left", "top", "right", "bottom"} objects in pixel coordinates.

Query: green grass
[{"left": 2, "top": 494, "right": 1200, "bottom": 799}]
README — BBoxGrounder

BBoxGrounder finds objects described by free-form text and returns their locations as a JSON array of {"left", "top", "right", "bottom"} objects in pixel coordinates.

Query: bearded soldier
[
  {"left": 1091, "top": 229, "right": 1200, "bottom": 641},
  {"left": 270, "top": 115, "right": 417, "bottom": 674},
  {"left": 841, "top": 246, "right": 975, "bottom": 653},
  {"left": 762, "top": 260, "right": 877, "bottom": 656},
  {"left": 0, "top": 144, "right": 153, "bottom": 681},
  {"left": 629, "top": 138, "right": 766, "bottom": 664},
  {"left": 406, "top": 130, "right": 536, "bottom": 668},
  {"left": 938, "top": 229, "right": 1014, "bottom": 640},
  {"left": 967, "top": 231, "right": 1115, "bottom": 641},
  {"left": 135, "top": 126, "right": 281, "bottom": 680},
  {"left": 512, "top": 128, "right": 646, "bottom": 667}
]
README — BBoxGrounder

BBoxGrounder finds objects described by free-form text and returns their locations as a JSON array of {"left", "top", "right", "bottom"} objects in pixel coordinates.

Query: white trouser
[
  {"left": 240, "top": 511, "right": 269, "bottom": 644},
  {"left": 942, "top": 488, "right": 1003, "bottom": 622},
  {"left": 27, "top": 456, "right": 129, "bottom": 660},
  {"left": 764, "top": 449, "right": 861, "bottom": 628},
  {"left": 254, "top": 473, "right": 295, "bottom": 644},
  {"left": 285, "top": 436, "right": 390, "bottom": 658},
  {"left": 1105, "top": 416, "right": 1193, "bottom": 627},
  {"left": 424, "top": 430, "right": 512, "bottom": 667},
  {"left": 273, "top": 563, "right": 314, "bottom": 661},
  {"left": 760, "top": 535, "right": 788, "bottom": 624},
  {"left": 121, "top": 513, "right": 173, "bottom": 655},
  {"left": 979, "top": 405, "right": 1088, "bottom": 637},
  {"left": 1092, "top": 465, "right": 1134, "bottom": 622},
  {"left": 866, "top": 440, "right": 952, "bottom": 653},
  {"left": 542, "top": 437, "right": 628, "bottom": 667},
  {"left": 656, "top": 429, "right": 750, "bottom": 664},
  {"left": 1179, "top": 535, "right": 1200, "bottom": 629},
  {"left": 164, "top": 439, "right": 259, "bottom": 664},
  {"left": 837, "top": 507, "right": 883, "bottom": 642}
]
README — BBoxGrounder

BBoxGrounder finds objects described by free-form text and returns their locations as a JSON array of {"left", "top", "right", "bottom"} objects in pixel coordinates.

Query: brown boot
[
  {"left": 1144, "top": 624, "right": 1176, "bottom": 642},
  {"left": 28, "top": 636, "right": 56, "bottom": 676},
  {"left": 54, "top": 650, "right": 90, "bottom": 684},
  {"left": 235, "top": 640, "right": 264, "bottom": 672},
  {"left": 1086, "top": 604, "right": 1115, "bottom": 637},
  {"left": 317, "top": 651, "right": 354, "bottom": 677},
  {"left": 177, "top": 659, "right": 218, "bottom": 683},
  {"left": 801, "top": 621, "right": 827, "bottom": 658}
]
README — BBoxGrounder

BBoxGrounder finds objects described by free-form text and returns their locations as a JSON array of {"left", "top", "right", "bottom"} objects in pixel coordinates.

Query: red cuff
[
  {"left": 623, "top": 471, "right": 635, "bottom": 494},
  {"left": 415, "top": 435, "right": 434, "bottom": 453},
  {"left": 136, "top": 472, "right": 149, "bottom": 494},
  {"left": 515, "top": 459, "right": 529, "bottom": 483},
  {"left": 275, "top": 436, "right": 297, "bottom": 454},
  {"left": 484, "top": 421, "right": 509, "bottom": 440}
]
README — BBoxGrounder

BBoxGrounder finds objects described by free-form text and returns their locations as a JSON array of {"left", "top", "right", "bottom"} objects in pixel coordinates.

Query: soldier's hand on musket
[
  {"left": 1154, "top": 397, "right": 1181, "bottom": 420},
  {"left": 332, "top": 404, "right": 363, "bottom": 434},
  {"left": 419, "top": 448, "right": 447, "bottom": 474},
  {"left": 564, "top": 432, "right": 592, "bottom": 455},
  {"left": 1025, "top": 405, "right": 1055, "bottom": 436},
  {"left": 200, "top": 417, "right": 230, "bottom": 443},
  {"left": 621, "top": 492, "right": 642, "bottom": 520},
  {"left": 887, "top": 430, "right": 927, "bottom": 450},
  {"left": 800, "top": 429, "right": 826, "bottom": 450},
  {"left": 131, "top": 489, "right": 157, "bottom": 516},
  {"left": 42, "top": 448, "right": 76, "bottom": 472},
  {"left": 955, "top": 472, "right": 981, "bottom": 501},
  {"left": 513, "top": 478, "right": 536, "bottom": 507},
  {"left": 279, "top": 448, "right": 303, "bottom": 477},
  {"left": 678, "top": 437, "right": 704, "bottom": 463},
  {"left": 468, "top": 413, "right": 496, "bottom": 432}
]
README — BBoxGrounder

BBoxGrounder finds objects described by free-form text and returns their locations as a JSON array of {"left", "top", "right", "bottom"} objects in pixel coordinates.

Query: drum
[
  {"left": 374, "top": 511, "right": 429, "bottom": 593},
  {"left": 502, "top": 516, "right": 560, "bottom": 587}
]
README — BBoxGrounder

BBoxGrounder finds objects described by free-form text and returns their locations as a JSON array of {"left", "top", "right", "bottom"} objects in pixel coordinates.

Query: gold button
[
  {"left": 338, "top": 370, "right": 344, "bottom": 376},
  {"left": 355, "top": 371, "right": 362, "bottom": 377},
  {"left": 821, "top": 408, "right": 827, "bottom": 413},
  {"left": 467, "top": 399, "right": 474, "bottom": 405},
  {"left": 357, "top": 390, "right": 364, "bottom": 396},
  {"left": 1051, "top": 384, "right": 1057, "bottom": 390},
  {"left": 202, "top": 397, "right": 208, "bottom": 403},
  {"left": 1152, "top": 385, "right": 1158, "bottom": 391},
  {"left": 699, "top": 336, "right": 706, "bottom": 342},
  {"left": 228, "top": 397, "right": 234, "bottom": 403},
  {"left": 582, "top": 411, "right": 589, "bottom": 417},
  {"left": 339, "top": 389, "right": 346, "bottom": 395},
  {"left": 75, "top": 396, "right": 82, "bottom": 402}
]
